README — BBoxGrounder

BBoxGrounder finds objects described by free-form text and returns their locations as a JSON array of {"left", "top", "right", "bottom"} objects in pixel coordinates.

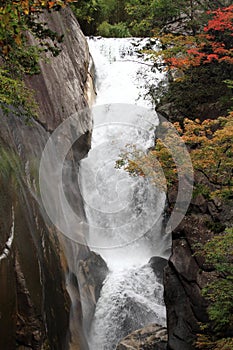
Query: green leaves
[
  {"left": 97, "top": 21, "right": 130, "bottom": 38},
  {"left": 0, "top": 146, "right": 23, "bottom": 190},
  {"left": 0, "top": 1, "right": 75, "bottom": 119},
  {"left": 0, "top": 67, "right": 38, "bottom": 119},
  {"left": 201, "top": 229, "right": 233, "bottom": 274},
  {"left": 199, "top": 228, "right": 233, "bottom": 334}
]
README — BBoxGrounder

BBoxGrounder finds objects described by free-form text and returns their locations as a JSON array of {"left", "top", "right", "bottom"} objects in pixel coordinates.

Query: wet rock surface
[
  {"left": 164, "top": 178, "right": 233, "bottom": 350},
  {"left": 116, "top": 323, "right": 167, "bottom": 350},
  {"left": 0, "top": 7, "right": 92, "bottom": 350},
  {"left": 0, "top": 178, "right": 71, "bottom": 350},
  {"left": 78, "top": 252, "right": 109, "bottom": 330},
  {"left": 149, "top": 256, "right": 168, "bottom": 283}
]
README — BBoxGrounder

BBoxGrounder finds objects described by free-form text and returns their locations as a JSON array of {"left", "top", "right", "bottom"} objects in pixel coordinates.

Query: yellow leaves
[
  {"left": 197, "top": 334, "right": 233, "bottom": 349},
  {"left": 14, "top": 33, "right": 22, "bottom": 46},
  {"left": 159, "top": 33, "right": 196, "bottom": 47},
  {"left": 150, "top": 33, "right": 198, "bottom": 70},
  {"left": 20, "top": 0, "right": 30, "bottom": 14},
  {"left": 12, "top": 0, "right": 76, "bottom": 15},
  {"left": 118, "top": 112, "right": 233, "bottom": 197},
  {"left": 184, "top": 113, "right": 233, "bottom": 188},
  {"left": 44, "top": 0, "right": 77, "bottom": 9},
  {"left": 2, "top": 45, "right": 10, "bottom": 56}
]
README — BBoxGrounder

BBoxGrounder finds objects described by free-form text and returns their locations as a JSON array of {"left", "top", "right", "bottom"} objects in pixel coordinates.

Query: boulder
[
  {"left": 116, "top": 323, "right": 167, "bottom": 350},
  {"left": 149, "top": 256, "right": 168, "bottom": 283},
  {"left": 78, "top": 252, "right": 109, "bottom": 331}
]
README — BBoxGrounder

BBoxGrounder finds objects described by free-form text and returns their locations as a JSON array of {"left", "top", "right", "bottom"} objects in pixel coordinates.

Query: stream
[{"left": 79, "top": 37, "right": 171, "bottom": 350}]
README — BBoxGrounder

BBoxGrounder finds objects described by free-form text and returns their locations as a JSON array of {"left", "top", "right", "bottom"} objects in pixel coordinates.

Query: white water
[
  {"left": 0, "top": 206, "right": 15, "bottom": 262},
  {"left": 79, "top": 37, "right": 170, "bottom": 350},
  {"left": 89, "top": 265, "right": 166, "bottom": 350},
  {"left": 88, "top": 37, "right": 163, "bottom": 107}
]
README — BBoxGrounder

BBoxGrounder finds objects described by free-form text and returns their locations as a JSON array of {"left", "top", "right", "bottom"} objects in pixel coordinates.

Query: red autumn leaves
[{"left": 166, "top": 5, "right": 233, "bottom": 69}]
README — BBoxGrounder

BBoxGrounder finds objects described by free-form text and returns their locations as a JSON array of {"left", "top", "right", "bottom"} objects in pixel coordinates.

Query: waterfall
[
  {"left": 0, "top": 206, "right": 15, "bottom": 262},
  {"left": 89, "top": 265, "right": 166, "bottom": 350},
  {"left": 87, "top": 37, "right": 163, "bottom": 107},
  {"left": 79, "top": 37, "right": 171, "bottom": 350}
]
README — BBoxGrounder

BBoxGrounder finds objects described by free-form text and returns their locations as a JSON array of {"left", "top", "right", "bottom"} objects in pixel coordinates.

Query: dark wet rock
[
  {"left": 149, "top": 256, "right": 168, "bottom": 283},
  {"left": 78, "top": 252, "right": 109, "bottom": 330},
  {"left": 164, "top": 178, "right": 233, "bottom": 349},
  {"left": 0, "top": 7, "right": 93, "bottom": 350},
  {"left": 164, "top": 264, "right": 199, "bottom": 350},
  {"left": 191, "top": 194, "right": 208, "bottom": 214},
  {"left": 164, "top": 214, "right": 211, "bottom": 350},
  {"left": 79, "top": 252, "right": 109, "bottom": 302},
  {"left": 116, "top": 323, "right": 167, "bottom": 350},
  {"left": 0, "top": 181, "right": 71, "bottom": 350}
]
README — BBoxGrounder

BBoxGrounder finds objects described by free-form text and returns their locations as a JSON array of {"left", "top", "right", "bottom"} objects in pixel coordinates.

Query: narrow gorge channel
[
  {"left": 1, "top": 4, "right": 232, "bottom": 349},
  {"left": 79, "top": 38, "right": 171, "bottom": 350}
]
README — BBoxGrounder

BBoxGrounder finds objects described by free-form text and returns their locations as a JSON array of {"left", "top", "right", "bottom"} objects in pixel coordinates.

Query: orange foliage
[
  {"left": 163, "top": 5, "right": 233, "bottom": 70},
  {"left": 0, "top": 0, "right": 77, "bottom": 56},
  {"left": 177, "top": 114, "right": 233, "bottom": 189},
  {"left": 117, "top": 113, "right": 233, "bottom": 197},
  {"left": 13, "top": 0, "right": 76, "bottom": 15}
]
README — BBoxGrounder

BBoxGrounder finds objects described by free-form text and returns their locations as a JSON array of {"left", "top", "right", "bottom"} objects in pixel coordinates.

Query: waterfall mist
[{"left": 78, "top": 37, "right": 171, "bottom": 350}]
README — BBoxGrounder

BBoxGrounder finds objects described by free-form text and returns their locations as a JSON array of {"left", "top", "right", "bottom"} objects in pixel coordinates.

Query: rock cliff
[
  {"left": 164, "top": 176, "right": 233, "bottom": 350},
  {"left": 0, "top": 7, "right": 94, "bottom": 350}
]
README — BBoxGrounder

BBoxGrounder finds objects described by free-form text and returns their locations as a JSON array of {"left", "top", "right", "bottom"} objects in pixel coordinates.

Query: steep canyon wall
[{"left": 0, "top": 8, "right": 93, "bottom": 350}]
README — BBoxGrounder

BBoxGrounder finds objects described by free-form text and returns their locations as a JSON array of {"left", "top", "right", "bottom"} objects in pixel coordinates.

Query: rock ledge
[{"left": 116, "top": 323, "right": 167, "bottom": 350}]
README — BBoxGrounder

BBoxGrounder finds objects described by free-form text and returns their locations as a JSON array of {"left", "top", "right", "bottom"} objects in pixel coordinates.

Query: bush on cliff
[
  {"left": 196, "top": 228, "right": 233, "bottom": 349},
  {"left": 0, "top": 0, "right": 76, "bottom": 118}
]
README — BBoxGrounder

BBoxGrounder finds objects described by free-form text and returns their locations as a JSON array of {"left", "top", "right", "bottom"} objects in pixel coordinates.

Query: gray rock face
[
  {"left": 26, "top": 7, "right": 91, "bottom": 131},
  {"left": 78, "top": 252, "right": 109, "bottom": 332},
  {"left": 149, "top": 256, "right": 168, "bottom": 283},
  {"left": 116, "top": 324, "right": 167, "bottom": 350},
  {"left": 164, "top": 180, "right": 233, "bottom": 350},
  {"left": 0, "top": 7, "right": 93, "bottom": 350},
  {"left": 0, "top": 151, "right": 72, "bottom": 349},
  {"left": 164, "top": 213, "right": 211, "bottom": 350}
]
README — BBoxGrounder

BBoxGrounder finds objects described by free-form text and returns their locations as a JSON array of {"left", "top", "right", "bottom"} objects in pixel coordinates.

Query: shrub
[{"left": 97, "top": 21, "right": 131, "bottom": 37}]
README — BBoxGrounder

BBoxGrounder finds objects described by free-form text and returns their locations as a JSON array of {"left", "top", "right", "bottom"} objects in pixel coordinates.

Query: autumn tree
[
  {"left": 150, "top": 5, "right": 233, "bottom": 120},
  {"left": 116, "top": 112, "right": 233, "bottom": 198},
  {"left": 162, "top": 5, "right": 233, "bottom": 68}
]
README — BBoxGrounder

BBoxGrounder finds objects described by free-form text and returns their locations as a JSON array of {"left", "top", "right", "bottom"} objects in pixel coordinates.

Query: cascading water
[
  {"left": 87, "top": 37, "right": 163, "bottom": 106},
  {"left": 79, "top": 37, "right": 171, "bottom": 350},
  {"left": 89, "top": 265, "right": 166, "bottom": 349}
]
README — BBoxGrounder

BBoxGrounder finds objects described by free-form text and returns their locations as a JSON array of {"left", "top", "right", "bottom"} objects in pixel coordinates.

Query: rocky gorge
[{"left": 0, "top": 5, "right": 232, "bottom": 350}]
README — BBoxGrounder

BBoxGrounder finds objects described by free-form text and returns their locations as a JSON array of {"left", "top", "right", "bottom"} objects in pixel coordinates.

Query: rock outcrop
[
  {"left": 0, "top": 7, "right": 93, "bottom": 350},
  {"left": 26, "top": 8, "right": 92, "bottom": 131},
  {"left": 116, "top": 323, "right": 167, "bottom": 350},
  {"left": 78, "top": 252, "right": 109, "bottom": 332},
  {"left": 149, "top": 256, "right": 168, "bottom": 284},
  {"left": 164, "top": 177, "right": 233, "bottom": 350}
]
